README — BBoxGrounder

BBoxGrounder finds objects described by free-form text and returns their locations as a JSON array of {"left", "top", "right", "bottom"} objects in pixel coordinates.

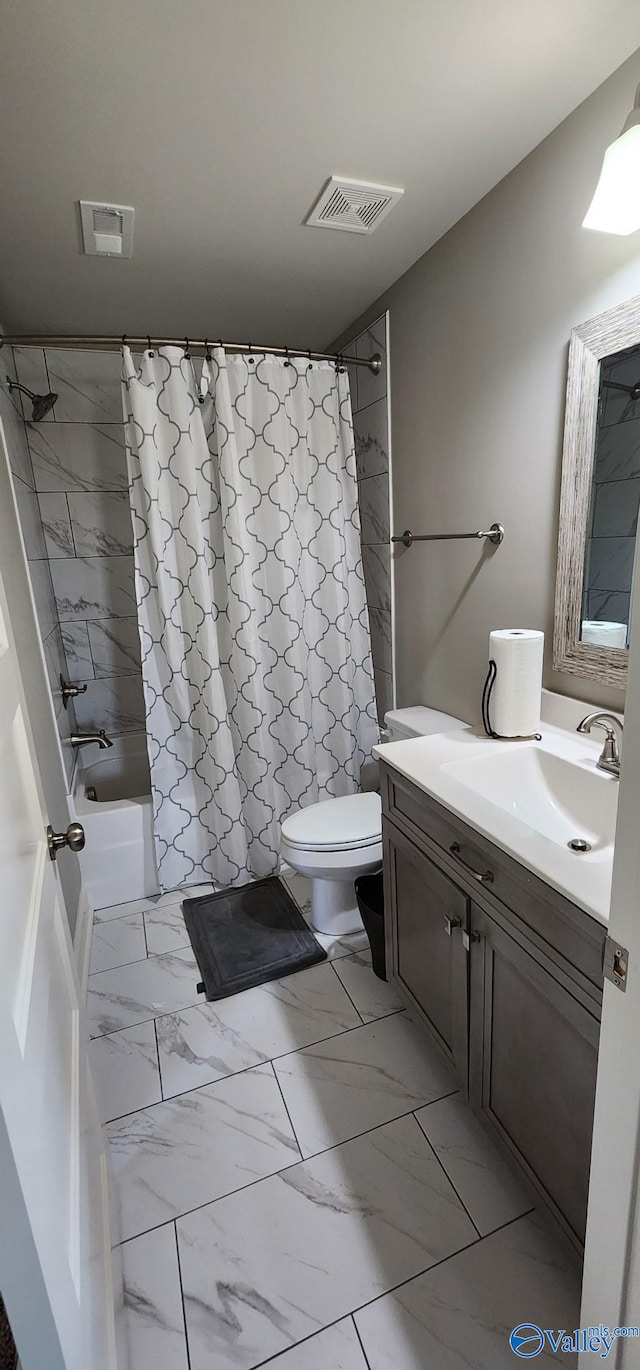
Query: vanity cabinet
[
  {"left": 381, "top": 762, "right": 606, "bottom": 1250},
  {"left": 384, "top": 821, "right": 469, "bottom": 1077}
]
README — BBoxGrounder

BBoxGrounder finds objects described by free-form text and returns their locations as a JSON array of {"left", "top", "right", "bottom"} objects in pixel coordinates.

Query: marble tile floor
[{"left": 91, "top": 875, "right": 582, "bottom": 1370}]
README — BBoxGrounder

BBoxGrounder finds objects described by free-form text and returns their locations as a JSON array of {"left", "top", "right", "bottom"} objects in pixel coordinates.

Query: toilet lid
[{"left": 282, "top": 792, "right": 382, "bottom": 851}]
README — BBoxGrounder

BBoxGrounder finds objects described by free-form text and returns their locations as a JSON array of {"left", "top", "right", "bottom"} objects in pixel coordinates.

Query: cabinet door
[
  {"left": 468, "top": 902, "right": 600, "bottom": 1247},
  {"left": 384, "top": 820, "right": 469, "bottom": 1080}
]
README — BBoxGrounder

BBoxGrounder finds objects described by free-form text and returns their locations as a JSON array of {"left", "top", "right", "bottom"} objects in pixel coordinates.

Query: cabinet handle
[
  {"left": 449, "top": 842, "right": 494, "bottom": 884},
  {"left": 443, "top": 915, "right": 461, "bottom": 936},
  {"left": 462, "top": 928, "right": 482, "bottom": 952}
]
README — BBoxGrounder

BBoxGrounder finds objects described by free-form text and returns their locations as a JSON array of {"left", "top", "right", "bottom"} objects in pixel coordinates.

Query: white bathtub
[{"left": 73, "top": 732, "right": 160, "bottom": 911}]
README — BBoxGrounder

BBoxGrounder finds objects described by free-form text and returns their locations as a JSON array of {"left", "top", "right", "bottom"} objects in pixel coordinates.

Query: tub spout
[{"left": 70, "top": 730, "right": 114, "bottom": 750}]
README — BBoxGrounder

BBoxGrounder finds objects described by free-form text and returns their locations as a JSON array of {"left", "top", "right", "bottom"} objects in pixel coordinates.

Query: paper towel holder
[{"left": 481, "top": 660, "right": 542, "bottom": 742}]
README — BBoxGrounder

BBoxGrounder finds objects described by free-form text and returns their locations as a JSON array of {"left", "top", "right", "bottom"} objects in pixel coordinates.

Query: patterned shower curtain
[{"left": 122, "top": 345, "right": 379, "bottom": 892}]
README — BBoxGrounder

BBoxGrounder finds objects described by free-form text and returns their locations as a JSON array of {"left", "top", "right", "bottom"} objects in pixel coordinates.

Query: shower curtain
[{"left": 122, "top": 345, "right": 379, "bottom": 891}]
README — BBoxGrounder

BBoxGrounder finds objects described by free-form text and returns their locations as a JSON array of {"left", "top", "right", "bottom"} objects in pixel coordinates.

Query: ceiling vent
[
  {"left": 79, "top": 201, "right": 135, "bottom": 257},
  {"left": 305, "top": 176, "right": 404, "bottom": 234}
]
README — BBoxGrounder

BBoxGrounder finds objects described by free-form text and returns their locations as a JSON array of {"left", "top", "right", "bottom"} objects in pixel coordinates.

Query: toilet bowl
[
  {"left": 281, "top": 792, "right": 382, "bottom": 937},
  {"left": 280, "top": 705, "right": 468, "bottom": 937}
]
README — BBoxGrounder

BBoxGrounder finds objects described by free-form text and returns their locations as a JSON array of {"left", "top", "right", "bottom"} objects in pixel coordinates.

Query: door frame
[{"left": 581, "top": 561, "right": 640, "bottom": 1358}]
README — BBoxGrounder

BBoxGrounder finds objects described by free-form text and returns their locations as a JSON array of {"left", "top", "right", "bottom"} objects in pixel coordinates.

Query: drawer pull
[
  {"left": 443, "top": 915, "right": 461, "bottom": 937},
  {"left": 462, "top": 928, "right": 482, "bottom": 952},
  {"left": 449, "top": 842, "right": 494, "bottom": 885}
]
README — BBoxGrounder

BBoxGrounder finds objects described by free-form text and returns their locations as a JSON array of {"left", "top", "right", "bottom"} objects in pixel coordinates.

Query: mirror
[
  {"left": 554, "top": 294, "right": 640, "bottom": 691},
  {"left": 581, "top": 343, "right": 640, "bottom": 651}
]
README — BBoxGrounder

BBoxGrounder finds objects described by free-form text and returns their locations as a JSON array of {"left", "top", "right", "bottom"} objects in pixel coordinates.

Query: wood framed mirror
[{"left": 554, "top": 294, "right": 640, "bottom": 691}]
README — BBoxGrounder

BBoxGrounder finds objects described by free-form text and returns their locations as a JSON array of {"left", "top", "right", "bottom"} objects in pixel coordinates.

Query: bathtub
[{"left": 73, "top": 732, "right": 160, "bottom": 911}]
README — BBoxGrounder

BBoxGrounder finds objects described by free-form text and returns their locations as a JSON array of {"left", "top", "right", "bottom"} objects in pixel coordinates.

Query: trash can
[{"left": 355, "top": 868, "right": 386, "bottom": 981}]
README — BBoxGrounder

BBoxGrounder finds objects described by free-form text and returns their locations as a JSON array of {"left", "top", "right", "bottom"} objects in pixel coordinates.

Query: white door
[{"left": 0, "top": 465, "right": 117, "bottom": 1365}]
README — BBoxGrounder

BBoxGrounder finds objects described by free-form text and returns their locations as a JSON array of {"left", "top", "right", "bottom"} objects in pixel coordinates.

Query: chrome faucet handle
[
  {"left": 576, "top": 712, "right": 623, "bottom": 778},
  {"left": 60, "top": 674, "right": 88, "bottom": 708}
]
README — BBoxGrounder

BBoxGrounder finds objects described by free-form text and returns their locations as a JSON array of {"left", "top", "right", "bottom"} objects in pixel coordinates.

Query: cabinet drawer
[{"left": 382, "top": 765, "right": 605, "bottom": 997}]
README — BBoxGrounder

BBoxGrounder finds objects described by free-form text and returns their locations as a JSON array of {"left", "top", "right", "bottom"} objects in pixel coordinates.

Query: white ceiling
[{"left": 1, "top": 0, "right": 640, "bottom": 348}]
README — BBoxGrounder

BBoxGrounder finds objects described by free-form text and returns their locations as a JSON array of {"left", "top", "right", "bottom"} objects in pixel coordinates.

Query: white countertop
[{"left": 375, "top": 723, "right": 617, "bottom": 927}]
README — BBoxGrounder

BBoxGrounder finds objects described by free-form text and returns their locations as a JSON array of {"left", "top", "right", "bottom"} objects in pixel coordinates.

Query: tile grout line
[
  {"left": 152, "top": 1016, "right": 162, "bottom": 1103},
  {"left": 114, "top": 1092, "right": 462, "bottom": 1244},
  {"left": 89, "top": 952, "right": 371, "bottom": 1037},
  {"left": 100, "top": 1007, "right": 412, "bottom": 1120},
  {"left": 249, "top": 1208, "right": 538, "bottom": 1370},
  {"left": 93, "top": 892, "right": 211, "bottom": 923},
  {"left": 352, "top": 392, "right": 387, "bottom": 418},
  {"left": 97, "top": 1004, "right": 413, "bottom": 1117},
  {"left": 411, "top": 1107, "right": 482, "bottom": 1241},
  {"left": 141, "top": 910, "right": 150, "bottom": 959},
  {"left": 351, "top": 1314, "right": 373, "bottom": 1370},
  {"left": 269, "top": 1060, "right": 304, "bottom": 1164},
  {"left": 326, "top": 958, "right": 365, "bottom": 1025},
  {"left": 90, "top": 948, "right": 150, "bottom": 977},
  {"left": 65, "top": 491, "right": 78, "bottom": 558},
  {"left": 172, "top": 1220, "right": 193, "bottom": 1370}
]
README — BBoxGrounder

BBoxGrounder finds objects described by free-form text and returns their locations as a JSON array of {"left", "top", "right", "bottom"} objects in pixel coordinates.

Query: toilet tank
[{"left": 383, "top": 705, "right": 468, "bottom": 742}]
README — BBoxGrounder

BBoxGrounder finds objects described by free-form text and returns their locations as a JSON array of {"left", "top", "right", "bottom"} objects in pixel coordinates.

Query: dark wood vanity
[{"left": 381, "top": 761, "right": 606, "bottom": 1252}]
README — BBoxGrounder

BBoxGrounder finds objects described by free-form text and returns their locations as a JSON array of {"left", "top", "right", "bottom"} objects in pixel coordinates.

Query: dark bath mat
[{"left": 182, "top": 876, "right": 326, "bottom": 1000}]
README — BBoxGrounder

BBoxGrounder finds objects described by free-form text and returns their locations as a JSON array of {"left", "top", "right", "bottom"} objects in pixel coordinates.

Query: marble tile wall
[
  {"left": 583, "top": 349, "right": 640, "bottom": 637},
  {"left": 0, "top": 363, "right": 77, "bottom": 785},
  {"left": 13, "top": 347, "right": 145, "bottom": 737},
  {"left": 347, "top": 313, "right": 394, "bottom": 724}
]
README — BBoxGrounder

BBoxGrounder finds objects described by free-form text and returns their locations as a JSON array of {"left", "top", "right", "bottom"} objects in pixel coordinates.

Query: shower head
[
  {"left": 31, "top": 390, "right": 58, "bottom": 421},
  {"left": 6, "top": 376, "right": 58, "bottom": 421}
]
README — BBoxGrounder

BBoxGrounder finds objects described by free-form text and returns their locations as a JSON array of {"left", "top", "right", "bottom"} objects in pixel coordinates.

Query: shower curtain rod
[{"left": 0, "top": 334, "right": 382, "bottom": 373}]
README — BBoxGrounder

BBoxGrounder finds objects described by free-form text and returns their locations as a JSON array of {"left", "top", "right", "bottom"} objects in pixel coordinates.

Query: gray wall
[
  {"left": 334, "top": 52, "right": 640, "bottom": 723},
  {"left": 12, "top": 347, "right": 145, "bottom": 736}
]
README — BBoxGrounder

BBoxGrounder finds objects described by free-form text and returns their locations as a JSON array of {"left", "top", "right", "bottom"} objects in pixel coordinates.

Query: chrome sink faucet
[
  {"left": 69, "top": 730, "right": 113, "bottom": 750},
  {"left": 576, "top": 712, "right": 623, "bottom": 778}
]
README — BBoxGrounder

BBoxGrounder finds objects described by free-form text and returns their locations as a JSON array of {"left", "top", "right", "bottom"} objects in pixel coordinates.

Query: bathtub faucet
[{"left": 70, "top": 729, "right": 113, "bottom": 750}]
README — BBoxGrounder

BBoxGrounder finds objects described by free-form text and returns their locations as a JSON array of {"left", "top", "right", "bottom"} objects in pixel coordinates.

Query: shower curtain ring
[
  {"left": 248, "top": 343, "right": 254, "bottom": 363},
  {"left": 147, "top": 334, "right": 154, "bottom": 356},
  {"left": 284, "top": 346, "right": 290, "bottom": 368},
  {"left": 184, "top": 338, "right": 191, "bottom": 359},
  {"left": 307, "top": 348, "right": 313, "bottom": 370}
]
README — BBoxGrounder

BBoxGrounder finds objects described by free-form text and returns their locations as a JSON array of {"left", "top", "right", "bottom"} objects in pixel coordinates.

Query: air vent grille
[
  {"left": 79, "top": 200, "right": 135, "bottom": 257},
  {"left": 92, "top": 208, "right": 124, "bottom": 235},
  {"left": 305, "top": 177, "right": 404, "bottom": 234}
]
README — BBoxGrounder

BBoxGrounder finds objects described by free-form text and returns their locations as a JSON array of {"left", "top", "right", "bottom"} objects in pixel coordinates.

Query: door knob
[{"left": 47, "top": 821, "right": 85, "bottom": 862}]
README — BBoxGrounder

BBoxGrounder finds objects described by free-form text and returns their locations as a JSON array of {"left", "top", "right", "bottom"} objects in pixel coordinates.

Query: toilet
[{"left": 280, "top": 705, "right": 468, "bottom": 937}]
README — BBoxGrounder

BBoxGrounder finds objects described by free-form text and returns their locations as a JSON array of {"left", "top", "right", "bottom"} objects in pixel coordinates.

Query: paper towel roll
[
  {"left": 581, "top": 620, "right": 627, "bottom": 649},
  {"left": 489, "top": 629, "right": 544, "bottom": 738}
]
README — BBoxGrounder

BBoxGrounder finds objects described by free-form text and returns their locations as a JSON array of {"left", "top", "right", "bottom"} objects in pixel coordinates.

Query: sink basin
[
  {"left": 374, "top": 723, "right": 620, "bottom": 923},
  {"left": 442, "top": 745, "right": 618, "bottom": 855}
]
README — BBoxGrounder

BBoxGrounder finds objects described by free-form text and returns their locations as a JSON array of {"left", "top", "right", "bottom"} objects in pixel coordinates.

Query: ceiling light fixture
[{"left": 583, "top": 84, "right": 640, "bottom": 235}]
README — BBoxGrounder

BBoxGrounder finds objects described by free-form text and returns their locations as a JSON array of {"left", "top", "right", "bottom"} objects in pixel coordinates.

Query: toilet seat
[{"left": 281, "top": 792, "right": 381, "bottom": 854}]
